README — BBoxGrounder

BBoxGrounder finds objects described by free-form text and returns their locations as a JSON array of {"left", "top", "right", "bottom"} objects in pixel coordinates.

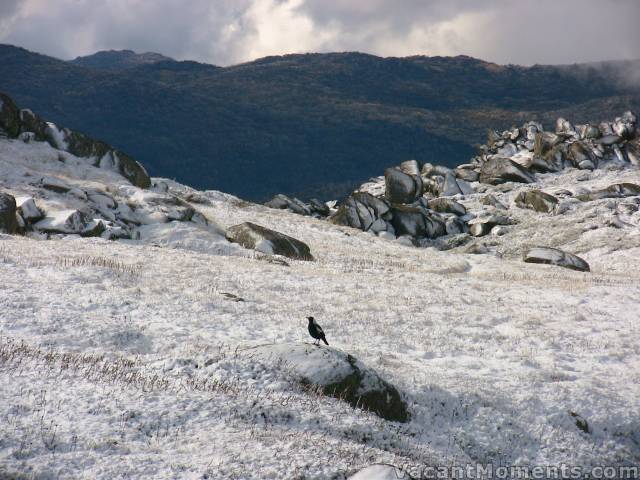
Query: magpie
[{"left": 307, "top": 316, "right": 329, "bottom": 345}]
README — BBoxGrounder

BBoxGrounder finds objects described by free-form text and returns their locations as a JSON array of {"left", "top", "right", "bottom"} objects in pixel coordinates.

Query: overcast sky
[{"left": 1, "top": 0, "right": 639, "bottom": 66}]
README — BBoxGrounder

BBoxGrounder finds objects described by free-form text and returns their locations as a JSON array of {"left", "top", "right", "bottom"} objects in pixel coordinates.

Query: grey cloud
[{"left": 0, "top": 0, "right": 638, "bottom": 66}]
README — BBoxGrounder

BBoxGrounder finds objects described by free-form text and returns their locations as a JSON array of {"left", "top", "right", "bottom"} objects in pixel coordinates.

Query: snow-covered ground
[{"left": 1, "top": 138, "right": 640, "bottom": 479}]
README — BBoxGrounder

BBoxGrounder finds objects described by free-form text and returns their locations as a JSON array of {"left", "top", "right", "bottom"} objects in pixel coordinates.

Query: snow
[
  {"left": 134, "top": 221, "right": 246, "bottom": 256},
  {"left": 33, "top": 209, "right": 86, "bottom": 233},
  {"left": 253, "top": 343, "right": 359, "bottom": 386},
  {"left": 44, "top": 122, "right": 68, "bottom": 150},
  {"left": 1, "top": 136, "right": 640, "bottom": 478},
  {"left": 348, "top": 464, "right": 405, "bottom": 480}
]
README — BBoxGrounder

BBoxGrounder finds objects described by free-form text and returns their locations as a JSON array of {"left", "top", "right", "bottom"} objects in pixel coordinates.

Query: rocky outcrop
[
  {"left": 0, "top": 192, "right": 18, "bottom": 234},
  {"left": 251, "top": 343, "right": 409, "bottom": 422},
  {"left": 514, "top": 190, "right": 559, "bottom": 213},
  {"left": 264, "top": 193, "right": 330, "bottom": 217},
  {"left": 524, "top": 247, "right": 590, "bottom": 272},
  {"left": 472, "top": 111, "right": 637, "bottom": 183},
  {"left": 226, "top": 222, "right": 314, "bottom": 260},
  {"left": 262, "top": 110, "right": 637, "bottom": 250},
  {"left": 1, "top": 91, "right": 150, "bottom": 188}
]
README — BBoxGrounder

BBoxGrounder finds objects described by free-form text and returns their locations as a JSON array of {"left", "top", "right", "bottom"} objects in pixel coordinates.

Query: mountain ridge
[
  {"left": 1, "top": 43, "right": 638, "bottom": 201},
  {"left": 70, "top": 49, "right": 174, "bottom": 71}
]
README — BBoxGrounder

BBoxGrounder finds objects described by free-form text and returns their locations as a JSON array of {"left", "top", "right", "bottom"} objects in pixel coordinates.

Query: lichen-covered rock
[
  {"left": 514, "top": 190, "right": 559, "bottom": 213},
  {"left": 0, "top": 192, "right": 18, "bottom": 234},
  {"left": 479, "top": 157, "right": 536, "bottom": 185},
  {"left": 251, "top": 343, "right": 409, "bottom": 422},
  {"left": 524, "top": 247, "right": 590, "bottom": 272},
  {"left": 226, "top": 222, "right": 314, "bottom": 261}
]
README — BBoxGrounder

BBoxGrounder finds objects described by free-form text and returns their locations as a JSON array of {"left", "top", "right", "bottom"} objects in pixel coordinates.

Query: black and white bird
[{"left": 307, "top": 316, "right": 329, "bottom": 345}]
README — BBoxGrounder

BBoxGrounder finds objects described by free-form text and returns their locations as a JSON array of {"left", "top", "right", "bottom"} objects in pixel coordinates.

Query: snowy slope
[{"left": 1, "top": 136, "right": 640, "bottom": 478}]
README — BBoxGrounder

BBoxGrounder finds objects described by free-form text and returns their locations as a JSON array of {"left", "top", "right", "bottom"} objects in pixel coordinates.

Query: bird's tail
[{"left": 322, "top": 337, "right": 329, "bottom": 345}]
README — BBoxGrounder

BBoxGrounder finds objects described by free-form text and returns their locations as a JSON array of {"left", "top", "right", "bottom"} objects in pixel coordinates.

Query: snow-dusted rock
[
  {"left": 567, "top": 142, "right": 596, "bottom": 169},
  {"left": 427, "top": 197, "right": 466, "bottom": 216},
  {"left": 445, "top": 216, "right": 467, "bottom": 235},
  {"left": 399, "top": 159, "right": 420, "bottom": 176},
  {"left": 556, "top": 117, "right": 576, "bottom": 136},
  {"left": 308, "top": 198, "right": 331, "bottom": 217},
  {"left": 0, "top": 191, "right": 18, "bottom": 234},
  {"left": 468, "top": 213, "right": 515, "bottom": 237},
  {"left": 441, "top": 172, "right": 463, "bottom": 196},
  {"left": 18, "top": 108, "right": 48, "bottom": 140},
  {"left": 599, "top": 134, "right": 622, "bottom": 147},
  {"left": 577, "top": 183, "right": 640, "bottom": 202},
  {"left": 37, "top": 176, "right": 73, "bottom": 194},
  {"left": 226, "top": 222, "right": 314, "bottom": 260},
  {"left": 34, "top": 209, "right": 95, "bottom": 235},
  {"left": 479, "top": 157, "right": 536, "bottom": 185},
  {"left": 265, "top": 194, "right": 310, "bottom": 215},
  {"left": 330, "top": 193, "right": 390, "bottom": 232},
  {"left": 251, "top": 343, "right": 409, "bottom": 422},
  {"left": 481, "top": 194, "right": 508, "bottom": 210},
  {"left": 390, "top": 206, "right": 446, "bottom": 238},
  {"left": 454, "top": 164, "right": 480, "bottom": 182},
  {"left": 523, "top": 247, "right": 590, "bottom": 272},
  {"left": 16, "top": 197, "right": 44, "bottom": 222},
  {"left": 613, "top": 111, "right": 636, "bottom": 140},
  {"left": 514, "top": 190, "right": 559, "bottom": 213},
  {"left": 384, "top": 167, "right": 421, "bottom": 204},
  {"left": 421, "top": 162, "right": 453, "bottom": 178}
]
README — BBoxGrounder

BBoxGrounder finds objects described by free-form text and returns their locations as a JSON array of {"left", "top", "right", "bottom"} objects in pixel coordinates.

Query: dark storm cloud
[{"left": 0, "top": 0, "right": 638, "bottom": 67}]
